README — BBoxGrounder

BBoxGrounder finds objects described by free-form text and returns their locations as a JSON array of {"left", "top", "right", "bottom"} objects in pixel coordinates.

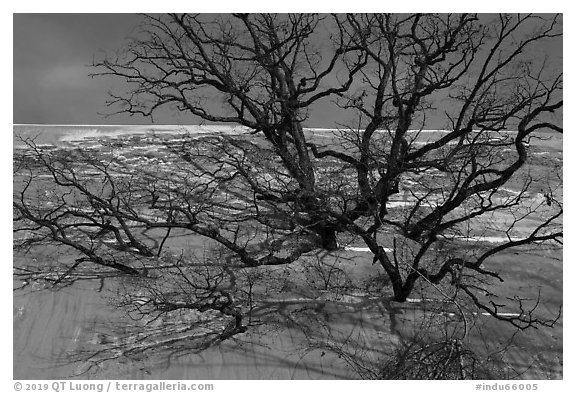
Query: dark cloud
[
  {"left": 13, "top": 14, "right": 562, "bottom": 127},
  {"left": 13, "top": 14, "right": 144, "bottom": 124}
]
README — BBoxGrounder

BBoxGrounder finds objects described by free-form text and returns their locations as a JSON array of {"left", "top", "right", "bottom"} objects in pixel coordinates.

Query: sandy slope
[
  {"left": 13, "top": 129, "right": 562, "bottom": 379},
  {"left": 14, "top": 246, "right": 561, "bottom": 379}
]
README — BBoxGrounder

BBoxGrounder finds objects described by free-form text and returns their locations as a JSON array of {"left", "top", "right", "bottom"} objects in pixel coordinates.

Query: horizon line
[
  {"left": 13, "top": 123, "right": 449, "bottom": 129},
  {"left": 13, "top": 123, "right": 202, "bottom": 127},
  {"left": 13, "top": 124, "right": 534, "bottom": 134}
]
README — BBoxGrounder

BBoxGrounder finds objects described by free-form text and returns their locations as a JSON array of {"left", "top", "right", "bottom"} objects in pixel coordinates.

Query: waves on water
[
  {"left": 58, "top": 127, "right": 148, "bottom": 142},
  {"left": 13, "top": 124, "right": 252, "bottom": 147},
  {"left": 14, "top": 124, "right": 560, "bottom": 149}
]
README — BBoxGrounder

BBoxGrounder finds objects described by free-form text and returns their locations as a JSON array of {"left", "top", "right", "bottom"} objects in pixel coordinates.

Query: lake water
[{"left": 15, "top": 124, "right": 560, "bottom": 148}]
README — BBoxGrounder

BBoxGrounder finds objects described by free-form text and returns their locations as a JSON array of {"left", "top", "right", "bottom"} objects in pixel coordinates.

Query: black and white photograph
[{"left": 11, "top": 6, "right": 564, "bottom": 383}]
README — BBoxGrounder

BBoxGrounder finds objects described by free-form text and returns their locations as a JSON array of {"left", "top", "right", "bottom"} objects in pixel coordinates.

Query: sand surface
[
  {"left": 14, "top": 245, "right": 562, "bottom": 379},
  {"left": 13, "top": 127, "right": 562, "bottom": 379}
]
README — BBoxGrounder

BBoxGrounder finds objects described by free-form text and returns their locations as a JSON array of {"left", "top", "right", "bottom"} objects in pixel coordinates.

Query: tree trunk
[{"left": 315, "top": 225, "right": 339, "bottom": 251}]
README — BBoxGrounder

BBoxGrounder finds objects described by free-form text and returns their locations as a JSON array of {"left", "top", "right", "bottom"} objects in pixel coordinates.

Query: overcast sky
[
  {"left": 14, "top": 14, "right": 350, "bottom": 126},
  {"left": 14, "top": 14, "right": 144, "bottom": 125},
  {"left": 13, "top": 13, "right": 562, "bottom": 127}
]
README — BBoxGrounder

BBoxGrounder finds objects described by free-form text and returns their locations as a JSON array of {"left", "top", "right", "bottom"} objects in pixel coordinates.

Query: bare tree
[
  {"left": 14, "top": 13, "right": 562, "bottom": 360},
  {"left": 330, "top": 14, "right": 563, "bottom": 311}
]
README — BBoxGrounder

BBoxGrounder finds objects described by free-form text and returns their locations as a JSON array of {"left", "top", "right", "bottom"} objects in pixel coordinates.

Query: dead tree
[{"left": 14, "top": 13, "right": 562, "bottom": 344}]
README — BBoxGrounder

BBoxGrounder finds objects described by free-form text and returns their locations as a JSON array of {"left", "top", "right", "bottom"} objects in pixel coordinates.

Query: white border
[{"left": 4, "top": 2, "right": 572, "bottom": 389}]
